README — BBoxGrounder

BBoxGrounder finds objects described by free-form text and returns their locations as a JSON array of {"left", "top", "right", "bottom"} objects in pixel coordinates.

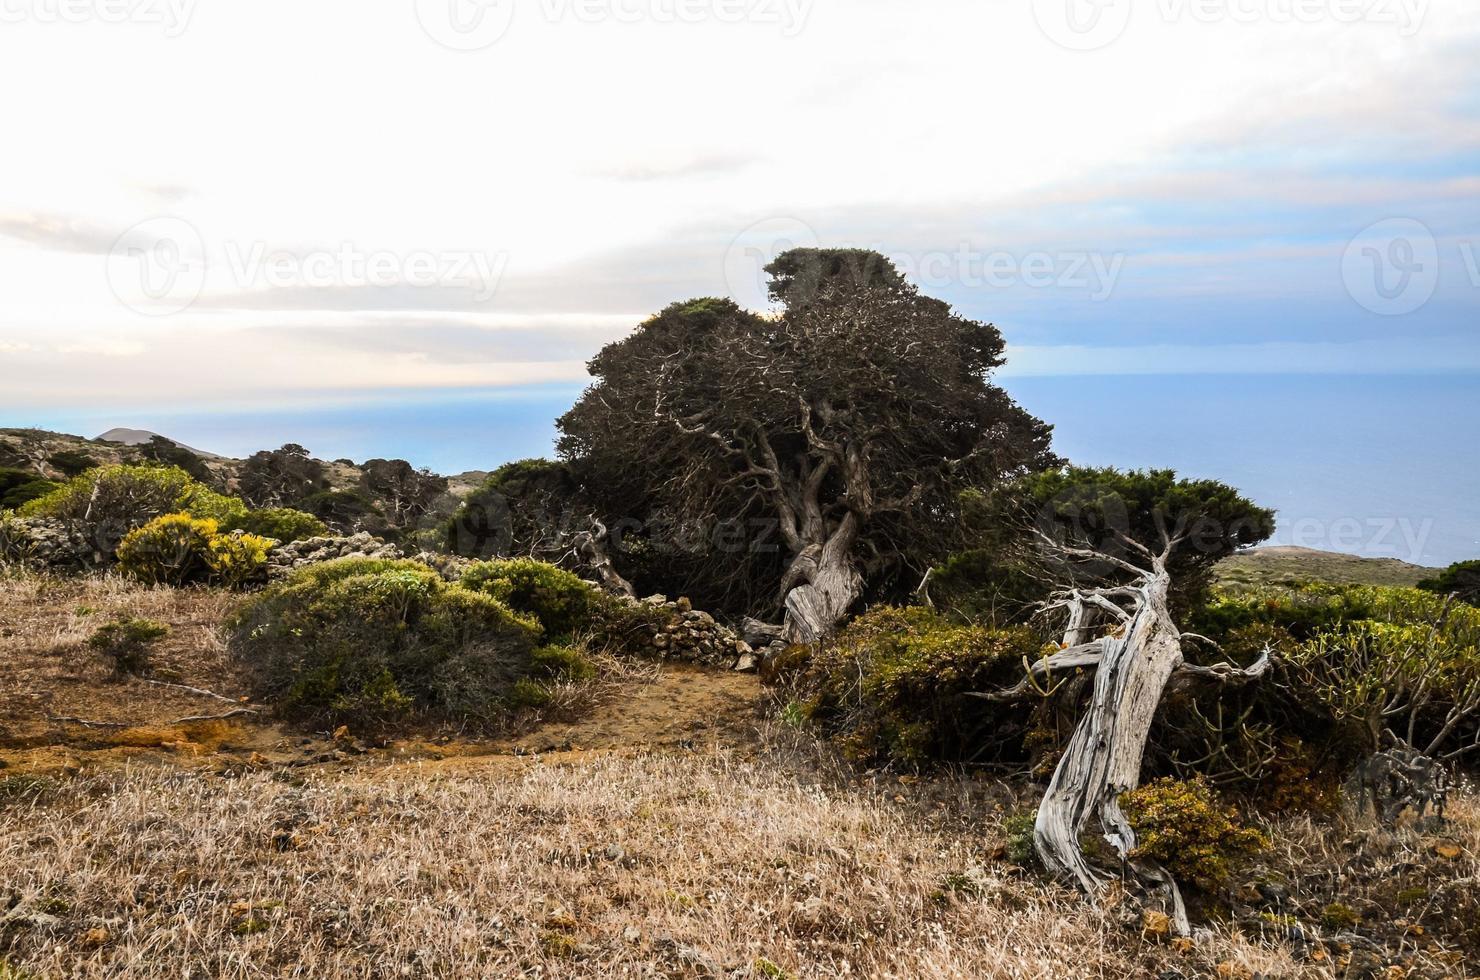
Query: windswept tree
[
  {"left": 446, "top": 458, "right": 636, "bottom": 595},
  {"left": 238, "top": 444, "right": 327, "bottom": 508},
  {"left": 557, "top": 248, "right": 1056, "bottom": 640},
  {"left": 360, "top": 458, "right": 448, "bottom": 527},
  {"left": 986, "top": 467, "right": 1274, "bottom": 933}
]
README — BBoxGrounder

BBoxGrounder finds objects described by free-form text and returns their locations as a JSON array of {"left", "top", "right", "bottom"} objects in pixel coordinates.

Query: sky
[{"left": 0, "top": 0, "right": 1477, "bottom": 559}]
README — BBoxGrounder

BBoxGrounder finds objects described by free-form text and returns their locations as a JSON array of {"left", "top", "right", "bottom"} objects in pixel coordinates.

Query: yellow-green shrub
[
  {"left": 116, "top": 513, "right": 218, "bottom": 586},
  {"left": 460, "top": 558, "right": 595, "bottom": 639},
  {"left": 223, "top": 507, "right": 327, "bottom": 543},
  {"left": 206, "top": 531, "right": 274, "bottom": 589},
  {"left": 227, "top": 558, "right": 545, "bottom": 729},
  {"left": 766, "top": 606, "right": 1046, "bottom": 766},
  {"left": 18, "top": 464, "right": 254, "bottom": 563},
  {"left": 1120, "top": 777, "right": 1268, "bottom": 891},
  {"left": 115, "top": 514, "right": 272, "bottom": 589}
]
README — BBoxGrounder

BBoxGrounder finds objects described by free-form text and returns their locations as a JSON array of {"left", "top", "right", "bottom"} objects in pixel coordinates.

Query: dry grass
[
  {"left": 0, "top": 738, "right": 1319, "bottom": 980},
  {"left": 1214, "top": 547, "right": 1436, "bottom": 591},
  {"left": 0, "top": 569, "right": 243, "bottom": 745},
  {"left": 1249, "top": 791, "right": 1480, "bottom": 975},
  {"left": 4, "top": 567, "right": 1477, "bottom": 978}
]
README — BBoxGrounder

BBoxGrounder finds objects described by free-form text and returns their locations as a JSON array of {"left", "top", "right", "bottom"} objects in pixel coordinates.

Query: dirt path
[{"left": 0, "top": 573, "right": 763, "bottom": 776}]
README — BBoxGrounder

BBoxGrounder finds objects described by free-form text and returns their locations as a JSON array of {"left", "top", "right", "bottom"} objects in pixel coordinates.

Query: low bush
[
  {"left": 114, "top": 513, "right": 273, "bottom": 589},
  {"left": 765, "top": 606, "right": 1046, "bottom": 766},
  {"left": 222, "top": 507, "right": 327, "bottom": 543},
  {"left": 116, "top": 513, "right": 218, "bottom": 586},
  {"left": 18, "top": 464, "right": 253, "bottom": 561},
  {"left": 530, "top": 644, "right": 596, "bottom": 681},
  {"left": 87, "top": 617, "right": 170, "bottom": 676},
  {"left": 460, "top": 558, "right": 595, "bottom": 639},
  {"left": 0, "top": 468, "right": 58, "bottom": 511},
  {"left": 227, "top": 558, "right": 547, "bottom": 729},
  {"left": 206, "top": 531, "right": 274, "bottom": 589},
  {"left": 1153, "top": 583, "right": 1480, "bottom": 796},
  {"left": 1119, "top": 777, "right": 1268, "bottom": 891}
]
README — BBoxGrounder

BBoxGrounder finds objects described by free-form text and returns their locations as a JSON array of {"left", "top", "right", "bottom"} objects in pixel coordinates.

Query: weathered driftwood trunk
[{"left": 1032, "top": 562, "right": 1192, "bottom": 933}]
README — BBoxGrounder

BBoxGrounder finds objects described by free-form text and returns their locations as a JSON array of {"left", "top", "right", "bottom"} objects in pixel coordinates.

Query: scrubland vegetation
[{"left": 4, "top": 249, "right": 1480, "bottom": 977}]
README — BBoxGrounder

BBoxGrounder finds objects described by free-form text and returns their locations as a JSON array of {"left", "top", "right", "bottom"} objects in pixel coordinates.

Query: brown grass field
[{"left": 1, "top": 569, "right": 1477, "bottom": 978}]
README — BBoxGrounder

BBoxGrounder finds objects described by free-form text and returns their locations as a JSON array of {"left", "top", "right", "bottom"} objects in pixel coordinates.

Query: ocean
[{"left": 10, "top": 373, "right": 1477, "bottom": 567}]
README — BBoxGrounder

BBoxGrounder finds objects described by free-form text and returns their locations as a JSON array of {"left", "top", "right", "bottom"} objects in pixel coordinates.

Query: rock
[
  {"left": 265, "top": 534, "right": 406, "bottom": 579},
  {"left": 734, "top": 654, "right": 756, "bottom": 672}
]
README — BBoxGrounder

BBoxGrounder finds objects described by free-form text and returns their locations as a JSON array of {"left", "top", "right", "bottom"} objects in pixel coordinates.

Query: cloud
[
  {"left": 0, "top": 211, "right": 119, "bottom": 255},
  {"left": 592, "top": 152, "right": 761, "bottom": 182}
]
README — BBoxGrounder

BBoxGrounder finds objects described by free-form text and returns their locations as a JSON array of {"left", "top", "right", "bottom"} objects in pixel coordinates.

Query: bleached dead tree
[{"left": 983, "top": 468, "right": 1275, "bottom": 934}]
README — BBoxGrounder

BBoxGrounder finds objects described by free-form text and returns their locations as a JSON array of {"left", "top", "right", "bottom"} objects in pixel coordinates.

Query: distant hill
[
  {"left": 1214, "top": 546, "right": 1438, "bottom": 590},
  {"left": 95, "top": 427, "right": 224, "bottom": 460}
]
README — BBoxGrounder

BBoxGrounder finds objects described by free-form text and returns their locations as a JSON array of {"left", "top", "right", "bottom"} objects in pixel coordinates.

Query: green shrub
[
  {"left": 1419, "top": 559, "right": 1480, "bottom": 606},
  {"left": 460, "top": 558, "right": 595, "bottom": 639},
  {"left": 223, "top": 507, "right": 328, "bottom": 543},
  {"left": 18, "top": 464, "right": 252, "bottom": 562},
  {"left": 531, "top": 644, "right": 595, "bottom": 681},
  {"left": 1159, "top": 583, "right": 1480, "bottom": 790},
  {"left": 23, "top": 464, "right": 194, "bottom": 524},
  {"left": 1281, "top": 596, "right": 1480, "bottom": 756},
  {"left": 1003, "top": 810, "right": 1041, "bottom": 869},
  {"left": 227, "top": 558, "right": 544, "bottom": 729},
  {"left": 116, "top": 513, "right": 218, "bottom": 585},
  {"left": 0, "top": 467, "right": 58, "bottom": 510},
  {"left": 46, "top": 449, "right": 96, "bottom": 477},
  {"left": 1119, "top": 777, "right": 1268, "bottom": 891},
  {"left": 766, "top": 606, "right": 1046, "bottom": 766},
  {"left": 88, "top": 617, "right": 170, "bottom": 675}
]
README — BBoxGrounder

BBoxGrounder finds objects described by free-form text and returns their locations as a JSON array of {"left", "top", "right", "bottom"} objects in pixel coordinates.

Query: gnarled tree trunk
[
  {"left": 780, "top": 512, "right": 863, "bottom": 644},
  {"left": 983, "top": 554, "right": 1269, "bottom": 936},
  {"left": 1032, "top": 562, "right": 1192, "bottom": 933}
]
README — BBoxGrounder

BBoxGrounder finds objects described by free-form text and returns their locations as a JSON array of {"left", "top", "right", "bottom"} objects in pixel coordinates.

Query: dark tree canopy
[
  {"left": 557, "top": 248, "right": 1056, "bottom": 636},
  {"left": 446, "top": 459, "right": 583, "bottom": 561},
  {"left": 360, "top": 458, "right": 448, "bottom": 527},
  {"left": 131, "top": 435, "right": 215, "bottom": 485},
  {"left": 996, "top": 466, "right": 1275, "bottom": 614},
  {"left": 1419, "top": 559, "right": 1480, "bottom": 606},
  {"left": 238, "top": 444, "right": 327, "bottom": 508}
]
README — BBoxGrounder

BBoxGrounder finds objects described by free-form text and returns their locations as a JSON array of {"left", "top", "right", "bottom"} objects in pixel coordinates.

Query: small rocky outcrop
[
  {"left": 264, "top": 532, "right": 403, "bottom": 578},
  {"left": 609, "top": 593, "right": 757, "bottom": 672},
  {"left": 0, "top": 516, "right": 113, "bottom": 570}
]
